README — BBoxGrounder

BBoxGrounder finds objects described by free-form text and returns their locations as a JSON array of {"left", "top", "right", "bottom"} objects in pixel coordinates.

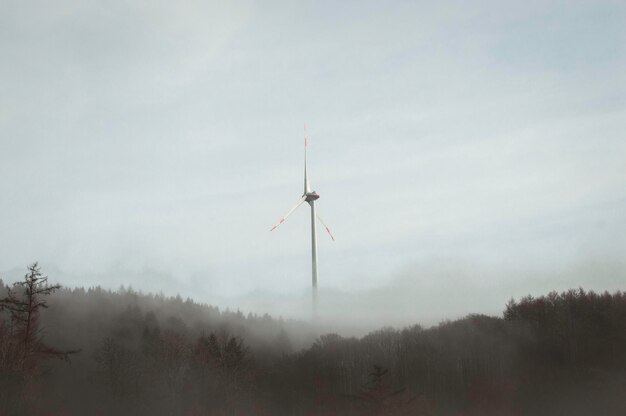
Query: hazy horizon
[{"left": 2, "top": 255, "right": 624, "bottom": 333}]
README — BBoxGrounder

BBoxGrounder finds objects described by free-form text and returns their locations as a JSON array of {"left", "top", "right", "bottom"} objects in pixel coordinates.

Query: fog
[
  {"left": 2, "top": 2, "right": 626, "bottom": 412},
  {"left": 178, "top": 256, "right": 626, "bottom": 332},
  {"left": 2, "top": 265, "right": 626, "bottom": 415},
  {"left": 2, "top": 255, "right": 623, "bottom": 336}
]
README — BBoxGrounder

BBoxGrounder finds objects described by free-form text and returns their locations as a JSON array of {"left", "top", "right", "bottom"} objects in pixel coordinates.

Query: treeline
[
  {"left": 1, "top": 264, "right": 625, "bottom": 415},
  {"left": 280, "top": 289, "right": 626, "bottom": 415}
]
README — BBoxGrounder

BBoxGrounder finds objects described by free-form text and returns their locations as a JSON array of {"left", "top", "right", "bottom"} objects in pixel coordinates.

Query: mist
[
  {"left": 2, "top": 0, "right": 626, "bottom": 414},
  {"left": 2, "top": 264, "right": 626, "bottom": 415},
  {"left": 2, "top": 0, "right": 625, "bottom": 303}
]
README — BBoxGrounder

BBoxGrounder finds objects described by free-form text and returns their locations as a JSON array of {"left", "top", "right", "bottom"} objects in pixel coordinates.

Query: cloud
[{"left": 0, "top": 1, "right": 624, "bottom": 308}]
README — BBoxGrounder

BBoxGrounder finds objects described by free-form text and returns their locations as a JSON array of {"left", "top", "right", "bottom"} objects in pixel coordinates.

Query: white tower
[{"left": 270, "top": 125, "right": 334, "bottom": 318}]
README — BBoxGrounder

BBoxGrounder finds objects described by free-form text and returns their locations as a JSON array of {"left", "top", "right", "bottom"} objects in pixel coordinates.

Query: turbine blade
[
  {"left": 316, "top": 212, "right": 335, "bottom": 241},
  {"left": 270, "top": 196, "right": 307, "bottom": 231},
  {"left": 304, "top": 124, "right": 311, "bottom": 194}
]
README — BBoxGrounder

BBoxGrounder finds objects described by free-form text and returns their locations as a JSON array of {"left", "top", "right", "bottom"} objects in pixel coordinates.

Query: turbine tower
[{"left": 270, "top": 125, "right": 334, "bottom": 318}]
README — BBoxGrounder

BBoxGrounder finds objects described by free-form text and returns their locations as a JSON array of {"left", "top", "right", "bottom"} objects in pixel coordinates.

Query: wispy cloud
[{"left": 1, "top": 1, "right": 624, "bottom": 312}]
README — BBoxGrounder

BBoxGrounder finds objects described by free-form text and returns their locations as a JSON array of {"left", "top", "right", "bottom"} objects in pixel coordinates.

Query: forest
[{"left": 1, "top": 263, "right": 625, "bottom": 415}]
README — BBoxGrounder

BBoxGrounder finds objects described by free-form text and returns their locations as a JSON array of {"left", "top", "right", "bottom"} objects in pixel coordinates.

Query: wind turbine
[{"left": 270, "top": 125, "right": 334, "bottom": 318}]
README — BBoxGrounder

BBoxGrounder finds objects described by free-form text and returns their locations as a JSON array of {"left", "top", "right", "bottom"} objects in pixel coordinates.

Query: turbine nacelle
[{"left": 305, "top": 192, "right": 320, "bottom": 202}]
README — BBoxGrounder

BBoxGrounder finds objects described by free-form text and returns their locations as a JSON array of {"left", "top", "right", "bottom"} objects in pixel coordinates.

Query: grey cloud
[{"left": 1, "top": 1, "right": 625, "bottom": 316}]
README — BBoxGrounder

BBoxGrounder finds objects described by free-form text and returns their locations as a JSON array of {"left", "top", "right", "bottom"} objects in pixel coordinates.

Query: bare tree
[{"left": 0, "top": 263, "right": 78, "bottom": 412}]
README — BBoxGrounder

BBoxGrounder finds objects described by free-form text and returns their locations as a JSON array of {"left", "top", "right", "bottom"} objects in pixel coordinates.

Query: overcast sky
[{"left": 1, "top": 1, "right": 625, "bottom": 325}]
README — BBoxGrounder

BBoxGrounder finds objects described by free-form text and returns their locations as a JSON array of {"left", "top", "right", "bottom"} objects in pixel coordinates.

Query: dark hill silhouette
[{"left": 1, "top": 265, "right": 625, "bottom": 415}]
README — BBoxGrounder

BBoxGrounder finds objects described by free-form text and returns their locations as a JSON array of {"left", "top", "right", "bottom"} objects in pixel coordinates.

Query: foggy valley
[{"left": 2, "top": 263, "right": 626, "bottom": 415}]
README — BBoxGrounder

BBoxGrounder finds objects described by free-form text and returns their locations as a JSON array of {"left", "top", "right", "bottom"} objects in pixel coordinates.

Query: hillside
[{"left": 1, "top": 265, "right": 625, "bottom": 415}]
